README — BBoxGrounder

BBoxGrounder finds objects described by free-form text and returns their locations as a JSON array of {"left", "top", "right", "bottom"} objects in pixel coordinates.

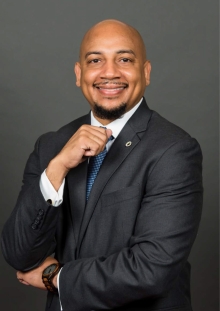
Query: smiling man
[
  {"left": 75, "top": 20, "right": 150, "bottom": 124},
  {"left": 2, "top": 20, "right": 203, "bottom": 311}
]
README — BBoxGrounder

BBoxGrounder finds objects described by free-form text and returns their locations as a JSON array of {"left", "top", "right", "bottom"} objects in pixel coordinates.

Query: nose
[{"left": 100, "top": 60, "right": 120, "bottom": 80}]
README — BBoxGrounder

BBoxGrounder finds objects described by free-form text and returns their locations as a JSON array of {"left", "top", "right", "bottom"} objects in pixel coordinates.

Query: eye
[
  {"left": 88, "top": 58, "right": 100, "bottom": 64},
  {"left": 121, "top": 58, "right": 130, "bottom": 62}
]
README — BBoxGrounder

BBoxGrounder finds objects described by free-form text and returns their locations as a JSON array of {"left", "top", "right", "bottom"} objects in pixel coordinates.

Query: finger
[
  {"left": 83, "top": 125, "right": 108, "bottom": 134},
  {"left": 80, "top": 126, "right": 109, "bottom": 142},
  {"left": 85, "top": 135, "right": 107, "bottom": 149},
  {"left": 19, "top": 280, "right": 30, "bottom": 286},
  {"left": 17, "top": 271, "right": 29, "bottom": 285},
  {"left": 90, "top": 127, "right": 112, "bottom": 143},
  {"left": 17, "top": 271, "right": 22, "bottom": 279},
  {"left": 83, "top": 127, "right": 113, "bottom": 148},
  {"left": 79, "top": 134, "right": 109, "bottom": 154},
  {"left": 90, "top": 127, "right": 112, "bottom": 141},
  {"left": 67, "top": 128, "right": 106, "bottom": 152},
  {"left": 89, "top": 126, "right": 112, "bottom": 140},
  {"left": 82, "top": 141, "right": 105, "bottom": 156},
  {"left": 80, "top": 125, "right": 112, "bottom": 141},
  {"left": 67, "top": 126, "right": 110, "bottom": 153},
  {"left": 82, "top": 129, "right": 113, "bottom": 156}
]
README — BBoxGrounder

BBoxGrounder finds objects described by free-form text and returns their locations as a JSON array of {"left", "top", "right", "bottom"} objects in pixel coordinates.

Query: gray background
[{"left": 0, "top": 0, "right": 218, "bottom": 310}]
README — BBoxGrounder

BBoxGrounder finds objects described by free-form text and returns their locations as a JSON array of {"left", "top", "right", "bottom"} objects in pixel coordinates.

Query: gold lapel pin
[{"left": 125, "top": 141, "right": 132, "bottom": 147}]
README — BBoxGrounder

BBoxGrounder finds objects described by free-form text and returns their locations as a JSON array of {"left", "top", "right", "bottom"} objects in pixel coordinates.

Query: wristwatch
[{"left": 42, "top": 263, "right": 63, "bottom": 293}]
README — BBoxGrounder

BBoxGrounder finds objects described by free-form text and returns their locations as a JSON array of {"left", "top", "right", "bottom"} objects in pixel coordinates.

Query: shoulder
[
  {"left": 138, "top": 109, "right": 203, "bottom": 174},
  {"left": 146, "top": 110, "right": 201, "bottom": 150},
  {"left": 133, "top": 99, "right": 198, "bottom": 150},
  {"left": 149, "top": 110, "right": 190, "bottom": 140}
]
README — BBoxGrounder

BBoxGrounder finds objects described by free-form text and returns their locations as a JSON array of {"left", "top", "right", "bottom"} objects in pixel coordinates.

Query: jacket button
[
  {"left": 34, "top": 220, "right": 40, "bottom": 225},
  {"left": 36, "top": 215, "right": 42, "bottom": 221},
  {"left": 38, "top": 209, "right": 44, "bottom": 216},
  {"left": 31, "top": 224, "right": 37, "bottom": 230}
]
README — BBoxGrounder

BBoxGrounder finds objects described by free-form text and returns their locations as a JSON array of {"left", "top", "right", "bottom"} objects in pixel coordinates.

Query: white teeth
[{"left": 99, "top": 87, "right": 124, "bottom": 91}]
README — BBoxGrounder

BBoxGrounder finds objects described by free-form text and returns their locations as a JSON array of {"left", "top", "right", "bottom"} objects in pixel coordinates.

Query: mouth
[{"left": 93, "top": 82, "right": 128, "bottom": 96}]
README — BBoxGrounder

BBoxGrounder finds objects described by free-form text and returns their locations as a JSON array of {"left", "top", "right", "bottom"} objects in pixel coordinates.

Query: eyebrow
[
  {"left": 85, "top": 51, "right": 102, "bottom": 59},
  {"left": 116, "top": 50, "right": 136, "bottom": 56},
  {"left": 84, "top": 49, "right": 136, "bottom": 59}
]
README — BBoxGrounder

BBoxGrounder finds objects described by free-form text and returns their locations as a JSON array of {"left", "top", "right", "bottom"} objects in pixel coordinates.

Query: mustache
[{"left": 93, "top": 81, "right": 128, "bottom": 87}]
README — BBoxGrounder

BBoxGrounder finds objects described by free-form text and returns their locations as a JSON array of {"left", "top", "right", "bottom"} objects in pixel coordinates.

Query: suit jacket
[{"left": 1, "top": 98, "right": 203, "bottom": 311}]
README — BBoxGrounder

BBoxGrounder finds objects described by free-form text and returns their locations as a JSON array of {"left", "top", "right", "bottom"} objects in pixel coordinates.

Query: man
[{"left": 1, "top": 19, "right": 203, "bottom": 311}]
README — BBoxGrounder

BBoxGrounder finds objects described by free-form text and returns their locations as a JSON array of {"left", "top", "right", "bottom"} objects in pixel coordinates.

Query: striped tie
[{"left": 86, "top": 135, "right": 114, "bottom": 201}]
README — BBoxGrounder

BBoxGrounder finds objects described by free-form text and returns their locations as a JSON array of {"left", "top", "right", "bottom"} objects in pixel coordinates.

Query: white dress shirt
[
  {"left": 39, "top": 98, "right": 142, "bottom": 205},
  {"left": 39, "top": 98, "right": 142, "bottom": 310}
]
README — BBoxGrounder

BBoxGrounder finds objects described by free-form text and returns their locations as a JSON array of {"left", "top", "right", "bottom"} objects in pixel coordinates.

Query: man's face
[{"left": 75, "top": 22, "right": 151, "bottom": 123}]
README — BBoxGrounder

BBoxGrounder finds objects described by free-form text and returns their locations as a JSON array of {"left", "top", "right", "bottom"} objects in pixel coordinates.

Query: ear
[
  {"left": 144, "top": 60, "right": 151, "bottom": 86},
  {"left": 74, "top": 62, "right": 81, "bottom": 87}
]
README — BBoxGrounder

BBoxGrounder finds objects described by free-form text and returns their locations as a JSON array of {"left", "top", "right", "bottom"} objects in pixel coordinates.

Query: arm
[
  {"left": 1, "top": 135, "right": 60, "bottom": 271},
  {"left": 1, "top": 125, "right": 112, "bottom": 271}
]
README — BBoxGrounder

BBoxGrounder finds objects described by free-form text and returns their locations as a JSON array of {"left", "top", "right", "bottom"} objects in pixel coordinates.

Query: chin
[{"left": 93, "top": 101, "right": 127, "bottom": 120}]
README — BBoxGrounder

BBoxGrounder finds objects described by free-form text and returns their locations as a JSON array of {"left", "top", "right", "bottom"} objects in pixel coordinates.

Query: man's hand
[
  {"left": 17, "top": 257, "right": 58, "bottom": 290},
  {"left": 46, "top": 125, "right": 112, "bottom": 190}
]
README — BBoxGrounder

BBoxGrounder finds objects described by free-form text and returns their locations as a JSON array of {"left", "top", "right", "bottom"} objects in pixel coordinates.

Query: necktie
[{"left": 86, "top": 135, "right": 114, "bottom": 201}]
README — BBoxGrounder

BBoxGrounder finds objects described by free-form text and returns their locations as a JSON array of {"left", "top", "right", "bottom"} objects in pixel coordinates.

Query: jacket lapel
[{"left": 77, "top": 99, "right": 152, "bottom": 256}]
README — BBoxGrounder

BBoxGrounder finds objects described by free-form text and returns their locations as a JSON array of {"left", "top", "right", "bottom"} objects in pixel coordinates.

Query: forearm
[
  {"left": 46, "top": 157, "right": 69, "bottom": 191},
  {"left": 59, "top": 241, "right": 191, "bottom": 311},
  {"left": 1, "top": 177, "right": 60, "bottom": 271}
]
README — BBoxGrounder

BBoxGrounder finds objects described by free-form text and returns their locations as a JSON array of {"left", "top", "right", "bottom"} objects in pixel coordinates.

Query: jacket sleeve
[
  {"left": 59, "top": 137, "right": 203, "bottom": 311},
  {"left": 1, "top": 135, "right": 60, "bottom": 271}
]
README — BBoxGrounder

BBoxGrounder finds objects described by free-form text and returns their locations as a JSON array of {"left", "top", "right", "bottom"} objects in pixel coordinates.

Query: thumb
[{"left": 106, "top": 129, "right": 112, "bottom": 138}]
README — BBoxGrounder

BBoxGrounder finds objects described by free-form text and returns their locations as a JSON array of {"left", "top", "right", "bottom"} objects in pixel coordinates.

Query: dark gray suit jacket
[{"left": 1, "top": 99, "right": 203, "bottom": 311}]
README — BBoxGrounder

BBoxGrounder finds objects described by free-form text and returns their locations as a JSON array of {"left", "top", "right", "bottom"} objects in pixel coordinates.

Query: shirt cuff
[
  {"left": 57, "top": 268, "right": 63, "bottom": 311},
  {"left": 39, "top": 170, "right": 65, "bottom": 206}
]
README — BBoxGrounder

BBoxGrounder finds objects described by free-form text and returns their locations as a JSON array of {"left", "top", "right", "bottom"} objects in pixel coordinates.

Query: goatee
[{"left": 93, "top": 102, "right": 127, "bottom": 121}]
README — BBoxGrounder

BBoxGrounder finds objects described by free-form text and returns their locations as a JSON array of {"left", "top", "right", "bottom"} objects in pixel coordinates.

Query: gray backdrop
[{"left": 0, "top": 1, "right": 218, "bottom": 310}]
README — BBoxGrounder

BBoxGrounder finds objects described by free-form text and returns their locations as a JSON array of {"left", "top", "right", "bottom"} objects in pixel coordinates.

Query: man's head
[{"left": 75, "top": 19, "right": 151, "bottom": 124}]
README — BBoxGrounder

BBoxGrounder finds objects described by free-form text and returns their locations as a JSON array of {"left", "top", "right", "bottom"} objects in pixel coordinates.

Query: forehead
[{"left": 80, "top": 25, "right": 141, "bottom": 58}]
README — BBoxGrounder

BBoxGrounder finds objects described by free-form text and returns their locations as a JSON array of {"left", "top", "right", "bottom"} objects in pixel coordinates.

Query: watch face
[{"left": 44, "top": 264, "right": 57, "bottom": 275}]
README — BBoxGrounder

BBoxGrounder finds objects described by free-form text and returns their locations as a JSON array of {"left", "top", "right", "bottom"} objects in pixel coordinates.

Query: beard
[{"left": 93, "top": 102, "right": 127, "bottom": 121}]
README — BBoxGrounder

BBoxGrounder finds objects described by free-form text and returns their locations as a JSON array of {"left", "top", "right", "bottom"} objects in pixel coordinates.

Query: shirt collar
[{"left": 90, "top": 97, "right": 143, "bottom": 139}]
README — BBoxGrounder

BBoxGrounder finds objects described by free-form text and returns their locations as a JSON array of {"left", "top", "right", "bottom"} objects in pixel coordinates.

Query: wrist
[
  {"left": 42, "top": 263, "right": 62, "bottom": 293},
  {"left": 52, "top": 274, "right": 58, "bottom": 288},
  {"left": 46, "top": 157, "right": 69, "bottom": 191}
]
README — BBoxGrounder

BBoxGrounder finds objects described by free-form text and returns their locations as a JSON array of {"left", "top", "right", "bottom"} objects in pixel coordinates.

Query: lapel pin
[{"left": 125, "top": 141, "right": 132, "bottom": 147}]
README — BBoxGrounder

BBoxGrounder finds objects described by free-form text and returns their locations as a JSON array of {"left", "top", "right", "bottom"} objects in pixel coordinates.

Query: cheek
[
  {"left": 123, "top": 69, "right": 141, "bottom": 84},
  {"left": 81, "top": 69, "right": 99, "bottom": 84},
  {"left": 131, "top": 71, "right": 146, "bottom": 88}
]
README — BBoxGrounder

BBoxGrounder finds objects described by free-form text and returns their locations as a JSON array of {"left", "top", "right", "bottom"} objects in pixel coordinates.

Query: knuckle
[
  {"left": 79, "top": 128, "right": 88, "bottom": 137},
  {"left": 80, "top": 124, "right": 89, "bottom": 132}
]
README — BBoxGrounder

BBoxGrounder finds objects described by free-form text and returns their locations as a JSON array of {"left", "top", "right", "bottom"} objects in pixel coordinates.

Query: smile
[
  {"left": 93, "top": 82, "right": 128, "bottom": 96},
  {"left": 95, "top": 86, "right": 126, "bottom": 96},
  {"left": 98, "top": 87, "right": 125, "bottom": 91}
]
